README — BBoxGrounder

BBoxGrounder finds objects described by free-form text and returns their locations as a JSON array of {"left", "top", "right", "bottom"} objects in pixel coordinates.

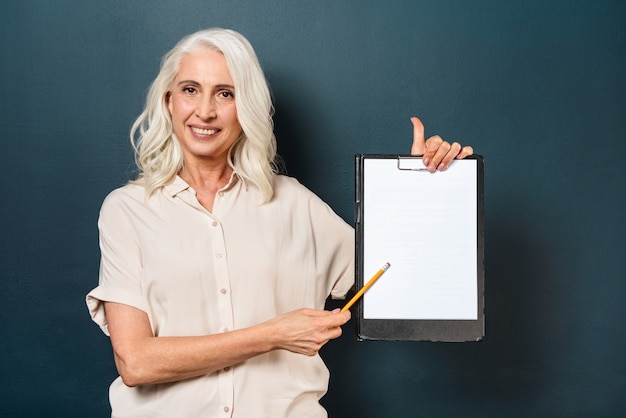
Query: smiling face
[{"left": 167, "top": 46, "right": 242, "bottom": 168}]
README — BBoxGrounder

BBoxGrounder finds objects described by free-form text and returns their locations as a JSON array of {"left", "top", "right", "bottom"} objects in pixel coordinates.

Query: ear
[{"left": 165, "top": 91, "right": 173, "bottom": 114}]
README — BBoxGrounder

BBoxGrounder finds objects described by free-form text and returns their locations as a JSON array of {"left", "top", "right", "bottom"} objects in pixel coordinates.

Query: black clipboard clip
[{"left": 396, "top": 156, "right": 428, "bottom": 171}]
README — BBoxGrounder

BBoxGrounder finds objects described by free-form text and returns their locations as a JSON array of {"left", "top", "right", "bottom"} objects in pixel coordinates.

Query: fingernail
[
  {"left": 423, "top": 157, "right": 430, "bottom": 166},
  {"left": 428, "top": 163, "right": 436, "bottom": 172},
  {"left": 438, "top": 163, "right": 446, "bottom": 171}
]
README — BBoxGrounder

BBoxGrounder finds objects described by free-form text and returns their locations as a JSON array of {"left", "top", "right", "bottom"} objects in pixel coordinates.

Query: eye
[
  {"left": 216, "top": 90, "right": 235, "bottom": 102},
  {"left": 183, "top": 86, "right": 197, "bottom": 94}
]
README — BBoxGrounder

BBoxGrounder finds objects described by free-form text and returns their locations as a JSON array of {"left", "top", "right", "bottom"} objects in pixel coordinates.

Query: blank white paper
[{"left": 362, "top": 158, "right": 478, "bottom": 320}]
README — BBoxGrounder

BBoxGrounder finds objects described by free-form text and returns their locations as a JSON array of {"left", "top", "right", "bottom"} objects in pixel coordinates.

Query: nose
[{"left": 196, "top": 95, "right": 216, "bottom": 120}]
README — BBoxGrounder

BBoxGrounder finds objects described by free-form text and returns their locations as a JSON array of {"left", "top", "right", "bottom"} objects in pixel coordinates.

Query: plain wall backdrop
[{"left": 1, "top": 1, "right": 624, "bottom": 416}]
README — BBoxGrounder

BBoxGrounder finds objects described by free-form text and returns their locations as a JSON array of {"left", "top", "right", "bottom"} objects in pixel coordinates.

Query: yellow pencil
[{"left": 341, "top": 262, "right": 391, "bottom": 312}]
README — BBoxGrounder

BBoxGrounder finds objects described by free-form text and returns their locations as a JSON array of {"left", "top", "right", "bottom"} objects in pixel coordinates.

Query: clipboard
[{"left": 354, "top": 154, "right": 485, "bottom": 342}]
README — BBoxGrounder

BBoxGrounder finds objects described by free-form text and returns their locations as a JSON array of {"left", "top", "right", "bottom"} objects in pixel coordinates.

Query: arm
[
  {"left": 105, "top": 302, "right": 350, "bottom": 387},
  {"left": 410, "top": 116, "right": 474, "bottom": 171}
]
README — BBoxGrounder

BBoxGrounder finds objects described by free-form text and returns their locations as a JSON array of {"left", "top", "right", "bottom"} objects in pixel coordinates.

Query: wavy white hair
[{"left": 130, "top": 28, "right": 278, "bottom": 202}]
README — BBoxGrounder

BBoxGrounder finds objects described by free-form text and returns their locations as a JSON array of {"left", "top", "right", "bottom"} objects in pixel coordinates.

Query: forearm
[
  {"left": 113, "top": 321, "right": 277, "bottom": 387},
  {"left": 105, "top": 301, "right": 280, "bottom": 387},
  {"left": 105, "top": 302, "right": 349, "bottom": 387}
]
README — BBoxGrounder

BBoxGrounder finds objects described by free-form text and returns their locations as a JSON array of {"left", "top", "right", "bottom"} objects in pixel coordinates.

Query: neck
[{"left": 178, "top": 160, "right": 234, "bottom": 212}]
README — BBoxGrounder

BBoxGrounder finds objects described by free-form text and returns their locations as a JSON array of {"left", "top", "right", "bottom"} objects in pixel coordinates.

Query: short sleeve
[
  {"left": 86, "top": 189, "right": 148, "bottom": 336},
  {"left": 322, "top": 209, "right": 354, "bottom": 300},
  {"left": 303, "top": 184, "right": 355, "bottom": 301}
]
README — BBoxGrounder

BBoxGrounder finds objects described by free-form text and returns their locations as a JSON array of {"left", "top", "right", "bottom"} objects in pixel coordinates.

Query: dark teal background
[{"left": 1, "top": 1, "right": 624, "bottom": 416}]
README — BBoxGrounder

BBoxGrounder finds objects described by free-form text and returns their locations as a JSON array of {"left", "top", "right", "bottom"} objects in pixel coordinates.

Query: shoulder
[
  {"left": 101, "top": 183, "right": 144, "bottom": 210},
  {"left": 272, "top": 175, "right": 316, "bottom": 198},
  {"left": 98, "top": 183, "right": 148, "bottom": 226},
  {"left": 271, "top": 175, "right": 329, "bottom": 208},
  {"left": 271, "top": 175, "right": 345, "bottom": 220}
]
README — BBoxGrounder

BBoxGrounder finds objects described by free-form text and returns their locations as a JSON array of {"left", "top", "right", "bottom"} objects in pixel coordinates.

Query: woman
[{"left": 86, "top": 28, "right": 473, "bottom": 417}]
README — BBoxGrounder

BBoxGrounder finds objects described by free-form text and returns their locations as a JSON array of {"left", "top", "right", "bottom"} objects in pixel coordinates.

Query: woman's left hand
[{"left": 410, "top": 116, "right": 473, "bottom": 172}]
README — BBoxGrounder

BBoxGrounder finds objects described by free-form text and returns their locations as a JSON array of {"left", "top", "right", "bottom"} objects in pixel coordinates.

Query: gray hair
[{"left": 130, "top": 28, "right": 278, "bottom": 202}]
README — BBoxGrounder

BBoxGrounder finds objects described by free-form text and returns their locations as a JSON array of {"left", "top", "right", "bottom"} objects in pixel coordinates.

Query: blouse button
[
  {"left": 224, "top": 406, "right": 230, "bottom": 413},
  {"left": 220, "top": 288, "right": 227, "bottom": 295},
  {"left": 212, "top": 220, "right": 218, "bottom": 227},
  {"left": 216, "top": 252, "right": 223, "bottom": 258}
]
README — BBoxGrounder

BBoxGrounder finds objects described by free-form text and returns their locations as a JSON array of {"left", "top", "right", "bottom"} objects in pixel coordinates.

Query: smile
[{"left": 191, "top": 127, "right": 218, "bottom": 135}]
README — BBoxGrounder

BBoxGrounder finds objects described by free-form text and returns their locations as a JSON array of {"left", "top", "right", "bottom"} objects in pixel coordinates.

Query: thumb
[{"left": 410, "top": 116, "right": 425, "bottom": 155}]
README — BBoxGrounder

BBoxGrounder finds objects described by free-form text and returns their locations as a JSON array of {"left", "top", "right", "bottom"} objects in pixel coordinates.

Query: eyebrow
[{"left": 176, "top": 80, "right": 235, "bottom": 90}]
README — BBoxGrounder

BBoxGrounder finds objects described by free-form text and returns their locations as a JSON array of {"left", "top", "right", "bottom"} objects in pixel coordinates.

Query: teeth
[{"left": 192, "top": 127, "right": 217, "bottom": 135}]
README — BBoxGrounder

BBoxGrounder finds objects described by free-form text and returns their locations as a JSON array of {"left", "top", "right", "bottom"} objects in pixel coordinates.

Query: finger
[
  {"left": 423, "top": 135, "right": 443, "bottom": 171},
  {"left": 456, "top": 145, "right": 474, "bottom": 159},
  {"left": 298, "top": 308, "right": 330, "bottom": 317},
  {"left": 410, "top": 116, "right": 425, "bottom": 156},
  {"left": 437, "top": 141, "right": 462, "bottom": 171},
  {"left": 326, "top": 325, "right": 343, "bottom": 341},
  {"left": 336, "top": 310, "right": 351, "bottom": 325},
  {"left": 324, "top": 310, "right": 351, "bottom": 328},
  {"left": 428, "top": 140, "right": 451, "bottom": 172}
]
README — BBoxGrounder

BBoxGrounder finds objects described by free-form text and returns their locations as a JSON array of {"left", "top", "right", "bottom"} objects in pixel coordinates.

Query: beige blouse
[{"left": 86, "top": 174, "right": 354, "bottom": 417}]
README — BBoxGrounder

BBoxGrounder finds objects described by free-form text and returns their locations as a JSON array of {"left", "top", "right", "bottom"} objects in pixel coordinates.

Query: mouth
[{"left": 191, "top": 127, "right": 219, "bottom": 135}]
